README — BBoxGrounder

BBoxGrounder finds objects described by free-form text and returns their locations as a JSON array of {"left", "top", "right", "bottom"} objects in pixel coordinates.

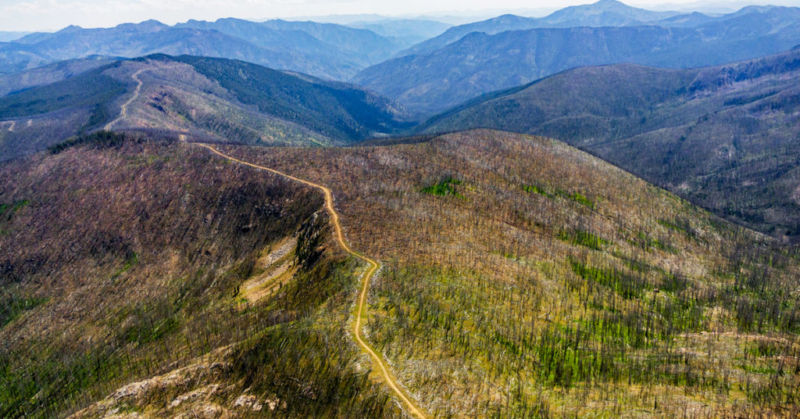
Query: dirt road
[
  {"left": 195, "top": 142, "right": 429, "bottom": 419},
  {"left": 104, "top": 69, "right": 145, "bottom": 131}
]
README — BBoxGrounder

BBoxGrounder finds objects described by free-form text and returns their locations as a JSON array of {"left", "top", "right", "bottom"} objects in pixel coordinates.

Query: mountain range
[
  {"left": 0, "top": 55, "right": 410, "bottom": 161},
  {"left": 421, "top": 48, "right": 800, "bottom": 239},
  {"left": 0, "top": 18, "right": 425, "bottom": 80},
  {"left": 399, "top": 0, "right": 679, "bottom": 57},
  {"left": 2, "top": 1, "right": 800, "bottom": 417},
  {"left": 356, "top": 2, "right": 800, "bottom": 115}
]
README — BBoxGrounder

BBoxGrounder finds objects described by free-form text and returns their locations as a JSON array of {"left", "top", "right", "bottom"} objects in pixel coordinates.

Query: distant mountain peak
[
  {"left": 115, "top": 19, "right": 168, "bottom": 32},
  {"left": 58, "top": 25, "right": 83, "bottom": 33}
]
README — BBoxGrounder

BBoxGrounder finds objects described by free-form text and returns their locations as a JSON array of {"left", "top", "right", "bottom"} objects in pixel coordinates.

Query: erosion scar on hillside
[{"left": 193, "top": 142, "right": 429, "bottom": 419}]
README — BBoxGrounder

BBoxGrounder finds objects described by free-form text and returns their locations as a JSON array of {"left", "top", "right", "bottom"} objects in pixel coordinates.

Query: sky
[{"left": 0, "top": 0, "right": 797, "bottom": 32}]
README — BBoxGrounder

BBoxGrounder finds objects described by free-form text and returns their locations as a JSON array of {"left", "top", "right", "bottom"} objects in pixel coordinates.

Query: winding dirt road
[
  {"left": 194, "top": 143, "right": 429, "bottom": 419},
  {"left": 104, "top": 69, "right": 146, "bottom": 131}
]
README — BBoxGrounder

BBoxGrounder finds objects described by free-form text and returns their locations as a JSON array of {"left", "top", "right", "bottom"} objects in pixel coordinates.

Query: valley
[
  {"left": 1, "top": 1, "right": 800, "bottom": 417},
  {"left": 421, "top": 49, "right": 800, "bottom": 240}
]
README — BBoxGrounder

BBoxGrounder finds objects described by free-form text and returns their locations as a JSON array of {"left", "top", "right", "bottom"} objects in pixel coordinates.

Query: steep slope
[
  {"left": 193, "top": 129, "right": 798, "bottom": 416},
  {"left": 356, "top": 5, "right": 800, "bottom": 115},
  {"left": 0, "top": 55, "right": 410, "bottom": 161},
  {"left": 3, "top": 129, "right": 798, "bottom": 417},
  {"left": 0, "top": 132, "right": 400, "bottom": 417},
  {"left": 0, "top": 18, "right": 401, "bottom": 80},
  {"left": 421, "top": 49, "right": 800, "bottom": 239},
  {"left": 259, "top": 19, "right": 402, "bottom": 66}
]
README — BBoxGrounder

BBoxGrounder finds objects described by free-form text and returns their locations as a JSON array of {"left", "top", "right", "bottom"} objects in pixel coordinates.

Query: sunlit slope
[
  {"left": 2, "top": 129, "right": 797, "bottom": 417},
  {"left": 0, "top": 133, "right": 400, "bottom": 418},
  {"left": 422, "top": 49, "right": 800, "bottom": 240},
  {"left": 218, "top": 129, "right": 799, "bottom": 417}
]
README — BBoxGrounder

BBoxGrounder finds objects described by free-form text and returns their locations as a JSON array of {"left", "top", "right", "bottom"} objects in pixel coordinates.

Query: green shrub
[
  {"left": 558, "top": 229, "right": 610, "bottom": 250},
  {"left": 422, "top": 177, "right": 463, "bottom": 197}
]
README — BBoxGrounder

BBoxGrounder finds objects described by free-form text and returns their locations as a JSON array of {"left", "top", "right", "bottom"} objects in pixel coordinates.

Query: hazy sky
[{"left": 0, "top": 0, "right": 797, "bottom": 32}]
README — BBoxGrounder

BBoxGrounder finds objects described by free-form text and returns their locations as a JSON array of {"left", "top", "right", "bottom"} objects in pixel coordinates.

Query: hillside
[
  {"left": 421, "top": 49, "right": 800, "bottom": 239},
  {"left": 356, "top": 5, "right": 800, "bottom": 115},
  {"left": 0, "top": 55, "right": 410, "bottom": 161},
  {"left": 42, "top": 128, "right": 797, "bottom": 417},
  {"left": 0, "top": 18, "right": 402, "bottom": 80},
  {"left": 176, "top": 18, "right": 402, "bottom": 78},
  {"left": 0, "top": 132, "right": 400, "bottom": 417},
  {"left": 0, "top": 55, "right": 115, "bottom": 97}
]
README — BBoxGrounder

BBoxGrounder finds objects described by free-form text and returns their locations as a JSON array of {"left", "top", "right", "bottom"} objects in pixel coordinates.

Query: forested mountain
[
  {"left": 0, "top": 18, "right": 404, "bottom": 80},
  {"left": 357, "top": 4, "right": 800, "bottom": 115},
  {"left": 399, "top": 0, "right": 677, "bottom": 57},
  {"left": 4, "top": 129, "right": 798, "bottom": 417},
  {"left": 2, "top": 2, "right": 800, "bottom": 418},
  {"left": 0, "top": 55, "right": 410, "bottom": 160},
  {"left": 421, "top": 48, "right": 800, "bottom": 239}
]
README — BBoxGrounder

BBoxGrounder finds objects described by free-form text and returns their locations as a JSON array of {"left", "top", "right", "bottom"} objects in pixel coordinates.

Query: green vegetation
[
  {"left": 421, "top": 176, "right": 462, "bottom": 197},
  {"left": 0, "top": 199, "right": 29, "bottom": 219},
  {"left": 558, "top": 229, "right": 610, "bottom": 250},
  {"left": 48, "top": 131, "right": 130, "bottom": 154},
  {"left": 2, "top": 130, "right": 799, "bottom": 417},
  {"left": 0, "top": 139, "right": 395, "bottom": 417},
  {"left": 0, "top": 291, "right": 47, "bottom": 328},
  {"left": 564, "top": 191, "right": 595, "bottom": 209},
  {"left": 244, "top": 130, "right": 798, "bottom": 416},
  {"left": 568, "top": 256, "right": 649, "bottom": 298},
  {"left": 658, "top": 217, "right": 697, "bottom": 240},
  {"left": 421, "top": 49, "right": 800, "bottom": 239},
  {"left": 523, "top": 183, "right": 550, "bottom": 196},
  {"left": 524, "top": 183, "right": 595, "bottom": 209}
]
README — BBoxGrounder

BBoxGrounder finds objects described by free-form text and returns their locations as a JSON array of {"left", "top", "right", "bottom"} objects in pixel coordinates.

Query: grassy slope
[
  {"left": 220, "top": 129, "right": 799, "bottom": 417},
  {"left": 420, "top": 49, "right": 800, "bottom": 239},
  {"left": 0, "top": 133, "right": 398, "bottom": 417}
]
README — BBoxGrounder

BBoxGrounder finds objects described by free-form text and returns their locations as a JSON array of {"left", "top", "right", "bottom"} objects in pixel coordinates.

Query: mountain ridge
[
  {"left": 355, "top": 5, "right": 800, "bottom": 116},
  {"left": 420, "top": 48, "right": 800, "bottom": 239},
  {"left": 0, "top": 54, "right": 411, "bottom": 161},
  {"left": 0, "top": 18, "right": 404, "bottom": 80}
]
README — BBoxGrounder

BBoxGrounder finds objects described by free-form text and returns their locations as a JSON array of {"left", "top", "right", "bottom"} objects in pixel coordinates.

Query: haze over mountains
[
  {"left": 2, "top": 0, "right": 800, "bottom": 417},
  {"left": 355, "top": 1, "right": 800, "bottom": 115},
  {"left": 0, "top": 17, "right": 441, "bottom": 80}
]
